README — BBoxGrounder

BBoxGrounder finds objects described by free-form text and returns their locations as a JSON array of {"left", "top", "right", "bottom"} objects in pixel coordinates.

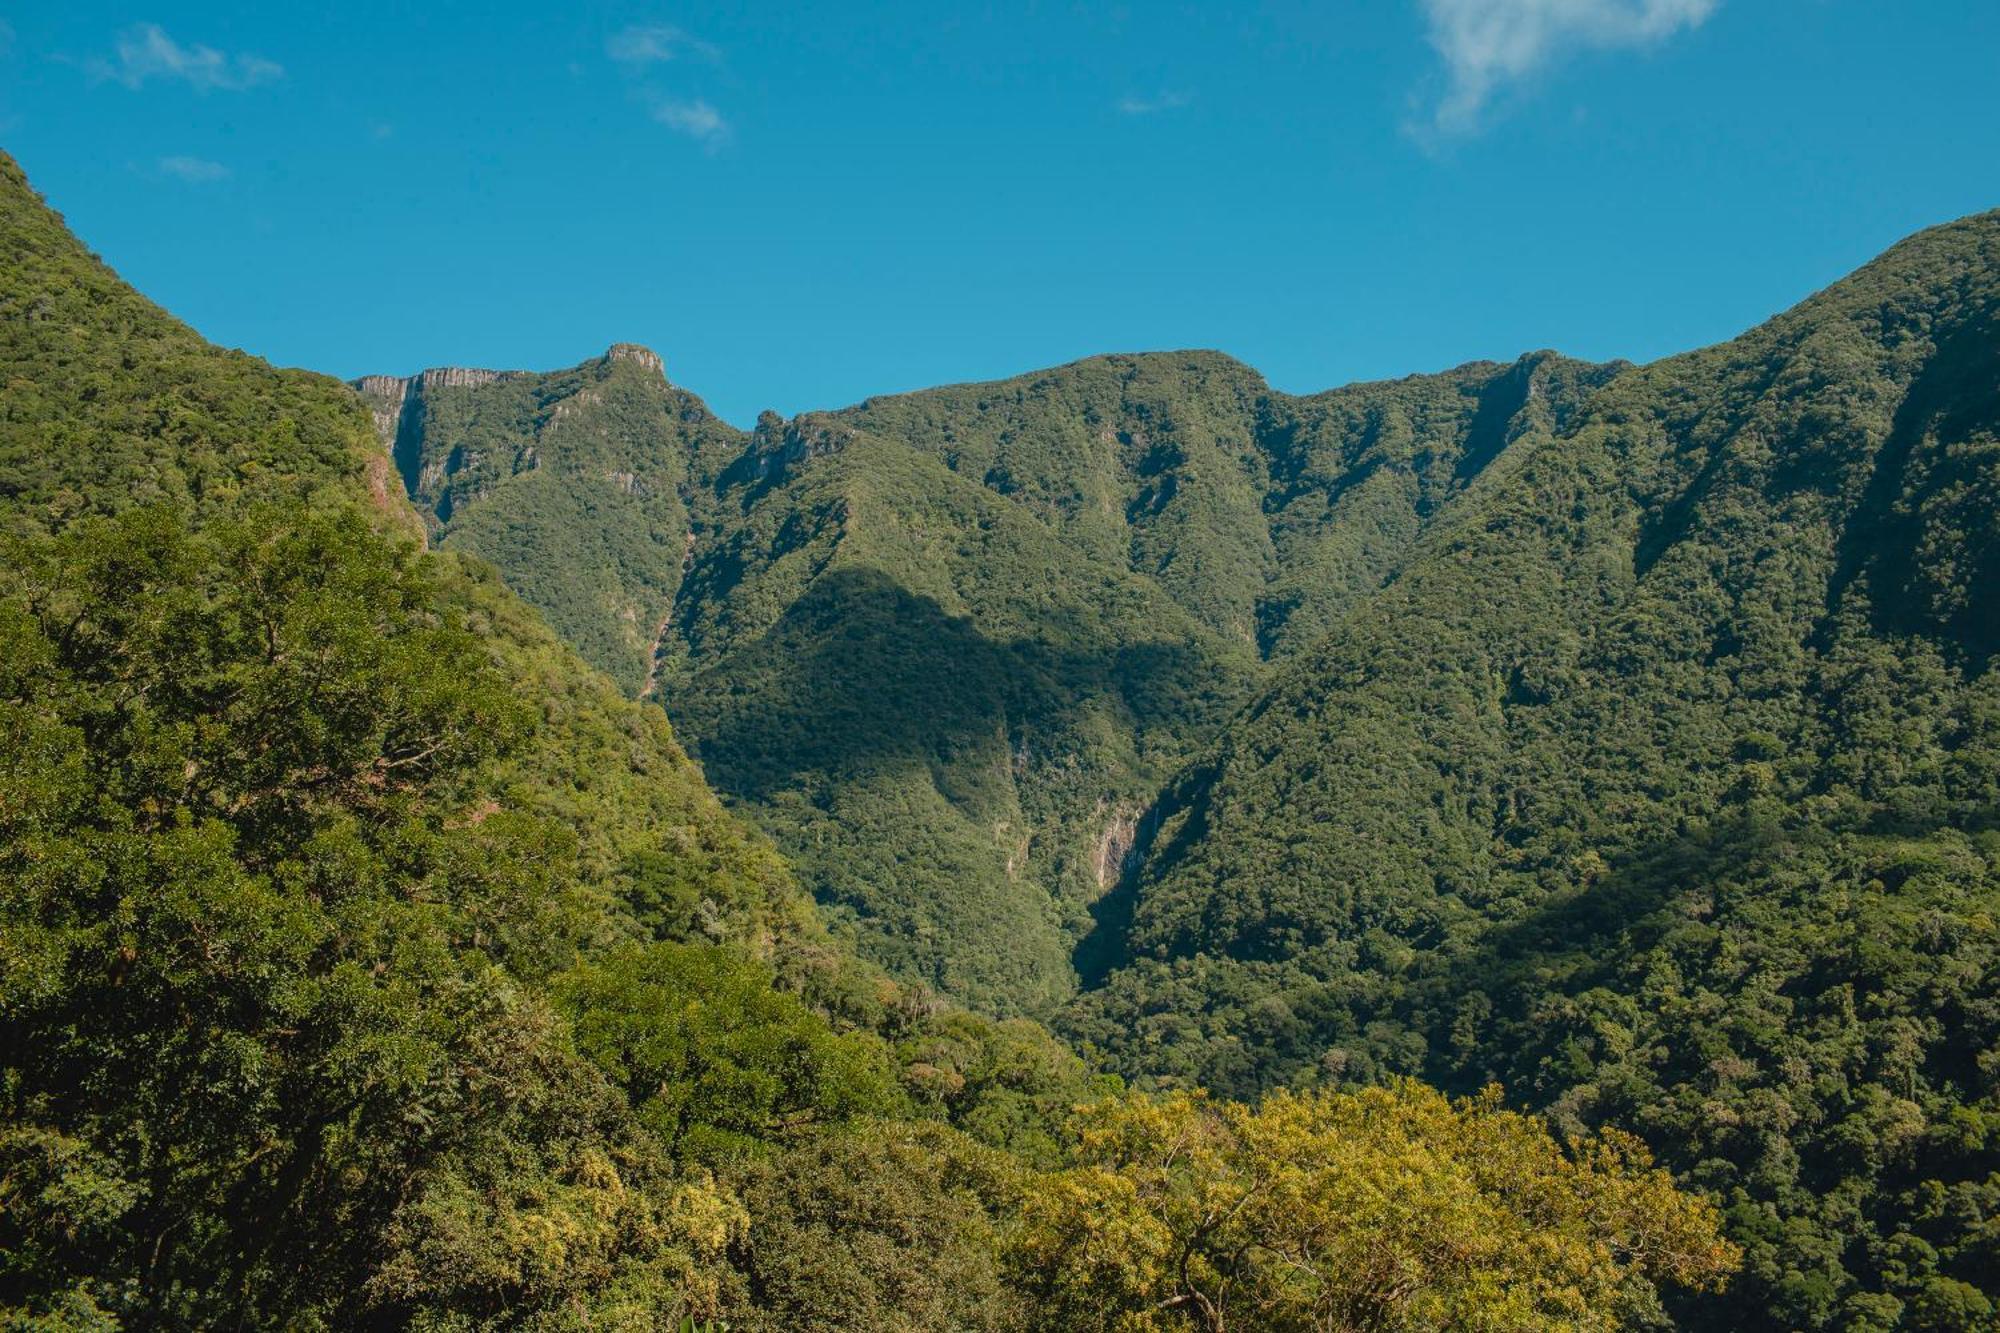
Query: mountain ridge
[
  {"left": 337, "top": 203, "right": 2000, "bottom": 1325},
  {"left": 8, "top": 135, "right": 1997, "bottom": 1326},
  {"left": 352, "top": 332, "right": 1608, "bottom": 1009}
]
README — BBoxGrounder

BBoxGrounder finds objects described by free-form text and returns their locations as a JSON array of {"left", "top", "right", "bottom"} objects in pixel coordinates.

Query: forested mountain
[
  {"left": 0, "top": 145, "right": 1096, "bottom": 1326},
  {"left": 351, "top": 204, "right": 2000, "bottom": 1329},
  {"left": 353, "top": 345, "right": 741, "bottom": 696},
  {"left": 1, "top": 148, "right": 1738, "bottom": 1331},
  {"left": 358, "top": 339, "right": 1617, "bottom": 1011},
  {"left": 1066, "top": 212, "right": 2000, "bottom": 1326}
]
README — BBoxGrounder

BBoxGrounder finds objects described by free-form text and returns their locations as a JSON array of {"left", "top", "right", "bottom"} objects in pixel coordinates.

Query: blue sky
[{"left": 4, "top": 1, "right": 1997, "bottom": 425}]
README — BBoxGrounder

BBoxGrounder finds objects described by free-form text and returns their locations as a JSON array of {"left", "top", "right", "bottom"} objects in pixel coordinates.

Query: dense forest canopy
[
  {"left": 352, "top": 183, "right": 1999, "bottom": 1329},
  {"left": 0, "top": 148, "right": 1745, "bottom": 1330},
  {"left": 356, "top": 336, "right": 1622, "bottom": 1015},
  {"left": 6, "top": 138, "right": 1999, "bottom": 1327}
]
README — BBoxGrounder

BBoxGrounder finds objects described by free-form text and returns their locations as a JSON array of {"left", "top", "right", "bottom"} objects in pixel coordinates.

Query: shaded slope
[
  {"left": 0, "top": 150, "right": 1130, "bottom": 1328},
  {"left": 671, "top": 428, "right": 1257, "bottom": 1009},
  {"left": 354, "top": 344, "right": 742, "bottom": 694},
  {"left": 1063, "top": 209, "right": 2000, "bottom": 1329},
  {"left": 361, "top": 341, "right": 1593, "bottom": 1008}
]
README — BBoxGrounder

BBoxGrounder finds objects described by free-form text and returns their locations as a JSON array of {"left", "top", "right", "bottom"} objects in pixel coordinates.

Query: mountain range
[
  {"left": 4, "top": 142, "right": 1995, "bottom": 1329},
  {"left": 353, "top": 211, "right": 2000, "bottom": 1328}
]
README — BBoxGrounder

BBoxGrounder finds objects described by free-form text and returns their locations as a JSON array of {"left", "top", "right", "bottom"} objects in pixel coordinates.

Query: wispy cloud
[
  {"left": 1117, "top": 91, "right": 1191, "bottom": 116},
  {"left": 0, "top": 21, "right": 15, "bottom": 58},
  {"left": 607, "top": 22, "right": 731, "bottom": 148},
  {"left": 156, "top": 155, "right": 230, "bottom": 183},
  {"left": 651, "top": 97, "right": 729, "bottom": 148},
  {"left": 1418, "top": 0, "right": 1715, "bottom": 135},
  {"left": 608, "top": 23, "right": 720, "bottom": 67},
  {"left": 91, "top": 23, "right": 282, "bottom": 91}
]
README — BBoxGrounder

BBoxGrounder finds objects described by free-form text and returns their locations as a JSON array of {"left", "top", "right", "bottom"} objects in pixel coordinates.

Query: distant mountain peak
[{"left": 605, "top": 341, "right": 664, "bottom": 376}]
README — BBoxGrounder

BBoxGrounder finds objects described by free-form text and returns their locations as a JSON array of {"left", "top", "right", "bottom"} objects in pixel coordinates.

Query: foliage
[
  {"left": 1410, "top": 815, "right": 2000, "bottom": 1330},
  {"left": 6, "top": 142, "right": 1994, "bottom": 1330},
  {"left": 0, "top": 150, "right": 1142, "bottom": 1329},
  {"left": 353, "top": 192, "right": 2000, "bottom": 1326},
  {"left": 0, "top": 504, "right": 724, "bottom": 1325},
  {"left": 0, "top": 154, "right": 393, "bottom": 534},
  {"left": 728, "top": 1121, "right": 1026, "bottom": 1331},
  {"left": 1062, "top": 210, "right": 2000, "bottom": 1326},
  {"left": 1011, "top": 1081, "right": 1737, "bottom": 1332},
  {"left": 555, "top": 942, "right": 900, "bottom": 1162}
]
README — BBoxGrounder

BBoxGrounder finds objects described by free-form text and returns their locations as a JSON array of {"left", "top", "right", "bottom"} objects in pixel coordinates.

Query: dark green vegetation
[
  {"left": 355, "top": 346, "right": 742, "bottom": 698},
  {"left": 362, "top": 335, "right": 1616, "bottom": 1013},
  {"left": 364, "top": 201, "right": 2000, "bottom": 1329},
  {"left": 1, "top": 149, "right": 1737, "bottom": 1331},
  {"left": 0, "top": 152, "right": 1085, "bottom": 1327},
  {"left": 1063, "top": 214, "right": 2000, "bottom": 1329}
]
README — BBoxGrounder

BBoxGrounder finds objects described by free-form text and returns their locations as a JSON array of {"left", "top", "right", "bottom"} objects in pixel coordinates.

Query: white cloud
[
  {"left": 608, "top": 23, "right": 730, "bottom": 147},
  {"left": 1117, "top": 91, "right": 1191, "bottom": 116},
  {"left": 157, "top": 155, "right": 230, "bottom": 183},
  {"left": 93, "top": 23, "right": 282, "bottom": 91},
  {"left": 1419, "top": 0, "right": 1715, "bottom": 134},
  {"left": 652, "top": 97, "right": 729, "bottom": 147},
  {"left": 608, "top": 23, "right": 719, "bottom": 66}
]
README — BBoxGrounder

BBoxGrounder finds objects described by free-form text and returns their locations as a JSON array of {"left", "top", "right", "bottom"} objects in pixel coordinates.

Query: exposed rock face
[
  {"left": 606, "top": 342, "right": 665, "bottom": 376},
  {"left": 1095, "top": 804, "right": 1140, "bottom": 892},
  {"left": 352, "top": 374, "right": 410, "bottom": 448},
  {"left": 423, "top": 366, "right": 510, "bottom": 391},
  {"left": 352, "top": 347, "right": 663, "bottom": 451},
  {"left": 545, "top": 385, "right": 603, "bottom": 433},
  {"left": 350, "top": 368, "right": 527, "bottom": 452},
  {"left": 744, "top": 410, "right": 856, "bottom": 482}
]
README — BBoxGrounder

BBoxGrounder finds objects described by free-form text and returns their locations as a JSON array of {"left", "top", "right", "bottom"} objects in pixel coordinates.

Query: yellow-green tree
[{"left": 1011, "top": 1080, "right": 1738, "bottom": 1332}]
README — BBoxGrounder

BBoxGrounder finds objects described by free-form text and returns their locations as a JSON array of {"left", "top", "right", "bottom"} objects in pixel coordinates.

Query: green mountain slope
[
  {"left": 0, "top": 151, "right": 792, "bottom": 944},
  {"left": 1074, "top": 209, "right": 2000, "bottom": 1068},
  {"left": 356, "top": 203, "right": 2000, "bottom": 1328},
  {"left": 0, "top": 150, "right": 1103, "bottom": 1327},
  {"left": 362, "top": 343, "right": 1599, "bottom": 1010},
  {"left": 832, "top": 347, "right": 1621, "bottom": 657},
  {"left": 1066, "top": 210, "right": 2000, "bottom": 1327},
  {"left": 670, "top": 423, "right": 1255, "bottom": 1008},
  {"left": 353, "top": 345, "right": 743, "bottom": 695},
  {"left": 1, "top": 147, "right": 1742, "bottom": 1332}
]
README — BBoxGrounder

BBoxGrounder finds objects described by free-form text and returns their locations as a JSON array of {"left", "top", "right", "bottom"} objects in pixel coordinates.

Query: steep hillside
[
  {"left": 353, "top": 345, "right": 742, "bottom": 695},
  {"left": 1067, "top": 210, "right": 2000, "bottom": 1327},
  {"left": 362, "top": 343, "right": 1601, "bottom": 1009},
  {"left": 0, "top": 147, "right": 1741, "bottom": 1331},
  {"left": 0, "top": 151, "right": 794, "bottom": 945},
  {"left": 1074, "top": 209, "right": 2000, "bottom": 1074},
  {"left": 0, "top": 150, "right": 1095, "bottom": 1327},
  {"left": 833, "top": 347, "right": 1620, "bottom": 657},
  {"left": 353, "top": 205, "right": 2000, "bottom": 1327}
]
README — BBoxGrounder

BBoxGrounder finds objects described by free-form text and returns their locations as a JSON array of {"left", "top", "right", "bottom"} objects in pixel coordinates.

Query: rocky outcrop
[
  {"left": 545, "top": 384, "right": 603, "bottom": 434},
  {"left": 352, "top": 374, "right": 410, "bottom": 447},
  {"left": 419, "top": 365, "right": 515, "bottom": 392},
  {"left": 353, "top": 345, "right": 664, "bottom": 451},
  {"left": 350, "top": 366, "right": 524, "bottom": 454},
  {"left": 1094, "top": 804, "right": 1140, "bottom": 892},
  {"left": 606, "top": 342, "right": 665, "bottom": 376},
  {"left": 742, "top": 411, "right": 857, "bottom": 483}
]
